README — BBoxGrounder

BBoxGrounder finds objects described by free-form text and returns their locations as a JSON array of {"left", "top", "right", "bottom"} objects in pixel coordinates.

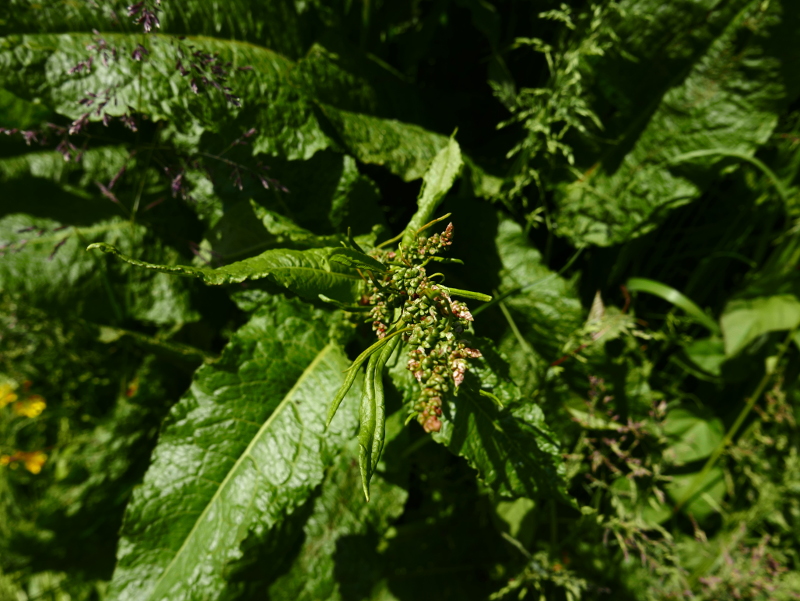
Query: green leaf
[
  {"left": 564, "top": 394, "right": 622, "bottom": 431},
  {"left": 663, "top": 408, "right": 725, "bottom": 465},
  {"left": 328, "top": 247, "right": 387, "bottom": 273},
  {"left": 0, "top": 34, "right": 330, "bottom": 160},
  {"left": 720, "top": 294, "right": 800, "bottom": 356},
  {"left": 0, "top": 147, "right": 129, "bottom": 223},
  {"left": 1, "top": 0, "right": 305, "bottom": 58},
  {"left": 0, "top": 86, "right": 51, "bottom": 129},
  {"left": 682, "top": 336, "right": 726, "bottom": 377},
  {"left": 666, "top": 467, "right": 726, "bottom": 522},
  {"left": 252, "top": 202, "right": 341, "bottom": 248},
  {"left": 626, "top": 277, "right": 720, "bottom": 334},
  {"left": 319, "top": 104, "right": 449, "bottom": 181},
  {"left": 0, "top": 215, "right": 110, "bottom": 304},
  {"left": 554, "top": 0, "right": 800, "bottom": 245},
  {"left": 267, "top": 435, "right": 408, "bottom": 601},
  {"left": 419, "top": 339, "right": 568, "bottom": 500},
  {"left": 491, "top": 497, "right": 537, "bottom": 547},
  {"left": 108, "top": 298, "right": 362, "bottom": 601},
  {"left": 492, "top": 218, "right": 584, "bottom": 391},
  {"left": 0, "top": 214, "right": 197, "bottom": 325},
  {"left": 444, "top": 287, "right": 492, "bottom": 302},
  {"left": 87, "top": 241, "right": 365, "bottom": 304},
  {"left": 402, "top": 137, "right": 463, "bottom": 246},
  {"left": 435, "top": 384, "right": 566, "bottom": 500}
]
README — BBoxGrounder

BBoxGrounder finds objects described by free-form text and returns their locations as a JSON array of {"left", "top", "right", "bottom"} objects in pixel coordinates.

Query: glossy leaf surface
[{"left": 108, "top": 298, "right": 360, "bottom": 601}]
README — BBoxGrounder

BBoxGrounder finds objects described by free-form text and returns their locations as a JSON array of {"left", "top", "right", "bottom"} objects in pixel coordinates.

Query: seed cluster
[{"left": 367, "top": 224, "right": 481, "bottom": 433}]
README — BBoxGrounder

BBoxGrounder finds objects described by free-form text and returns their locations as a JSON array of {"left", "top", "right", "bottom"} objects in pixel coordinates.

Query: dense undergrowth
[{"left": 2, "top": 1, "right": 800, "bottom": 599}]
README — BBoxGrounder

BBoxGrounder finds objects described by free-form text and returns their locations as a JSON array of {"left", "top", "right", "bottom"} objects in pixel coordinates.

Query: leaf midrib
[{"left": 147, "top": 342, "right": 335, "bottom": 599}]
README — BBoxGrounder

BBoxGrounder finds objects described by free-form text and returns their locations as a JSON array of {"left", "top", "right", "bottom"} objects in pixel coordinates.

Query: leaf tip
[{"left": 86, "top": 242, "right": 112, "bottom": 253}]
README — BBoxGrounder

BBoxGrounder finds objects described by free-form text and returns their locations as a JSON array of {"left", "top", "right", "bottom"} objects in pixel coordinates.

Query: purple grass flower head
[
  {"left": 132, "top": 44, "right": 149, "bottom": 61},
  {"left": 128, "top": 1, "right": 161, "bottom": 33},
  {"left": 120, "top": 114, "right": 138, "bottom": 132},
  {"left": 56, "top": 140, "right": 77, "bottom": 162},
  {"left": 69, "top": 113, "right": 90, "bottom": 136}
]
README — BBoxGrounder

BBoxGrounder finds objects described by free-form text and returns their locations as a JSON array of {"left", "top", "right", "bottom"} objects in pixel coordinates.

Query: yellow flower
[
  {"left": 13, "top": 395, "right": 46, "bottom": 418},
  {"left": 22, "top": 451, "right": 47, "bottom": 474},
  {"left": 0, "top": 383, "right": 18, "bottom": 408},
  {"left": 0, "top": 450, "right": 47, "bottom": 474}
]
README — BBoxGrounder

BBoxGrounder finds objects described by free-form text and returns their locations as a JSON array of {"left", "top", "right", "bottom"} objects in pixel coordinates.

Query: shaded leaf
[
  {"left": 666, "top": 467, "right": 726, "bottom": 522},
  {"left": 663, "top": 408, "right": 724, "bottom": 465},
  {"left": 493, "top": 218, "right": 584, "bottom": 391},
  {"left": 626, "top": 277, "right": 720, "bottom": 334},
  {"left": 0, "top": 86, "right": 51, "bottom": 129},
  {"left": 0, "top": 147, "right": 129, "bottom": 224},
  {"left": 267, "top": 435, "right": 407, "bottom": 601},
  {"left": 682, "top": 336, "right": 726, "bottom": 377},
  {"left": 434, "top": 380, "right": 566, "bottom": 500},
  {"left": 429, "top": 339, "right": 567, "bottom": 500},
  {"left": 555, "top": 0, "right": 800, "bottom": 245}
]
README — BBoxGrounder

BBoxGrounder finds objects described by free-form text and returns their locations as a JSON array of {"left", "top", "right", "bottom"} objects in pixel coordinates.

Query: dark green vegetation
[{"left": 2, "top": 0, "right": 800, "bottom": 599}]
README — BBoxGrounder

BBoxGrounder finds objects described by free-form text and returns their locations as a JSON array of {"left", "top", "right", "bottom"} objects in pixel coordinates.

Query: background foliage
[{"left": 2, "top": 0, "right": 800, "bottom": 599}]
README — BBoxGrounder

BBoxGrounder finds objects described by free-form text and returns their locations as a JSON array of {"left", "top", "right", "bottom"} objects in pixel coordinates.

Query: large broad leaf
[
  {"left": 1, "top": 0, "right": 305, "bottom": 59},
  {"left": 434, "top": 344, "right": 566, "bottom": 500},
  {"left": 0, "top": 34, "right": 330, "bottom": 160},
  {"left": 197, "top": 152, "right": 383, "bottom": 265},
  {"left": 317, "top": 103, "right": 500, "bottom": 197},
  {"left": 189, "top": 151, "right": 383, "bottom": 243},
  {"left": 259, "top": 151, "right": 384, "bottom": 236},
  {"left": 436, "top": 383, "right": 566, "bottom": 500},
  {"left": 666, "top": 467, "right": 726, "bottom": 522},
  {"left": 390, "top": 337, "right": 567, "bottom": 500},
  {"left": 88, "top": 241, "right": 365, "bottom": 304},
  {"left": 554, "top": 0, "right": 800, "bottom": 245},
  {"left": 108, "top": 298, "right": 361, "bottom": 601},
  {"left": 294, "top": 39, "right": 426, "bottom": 124}
]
